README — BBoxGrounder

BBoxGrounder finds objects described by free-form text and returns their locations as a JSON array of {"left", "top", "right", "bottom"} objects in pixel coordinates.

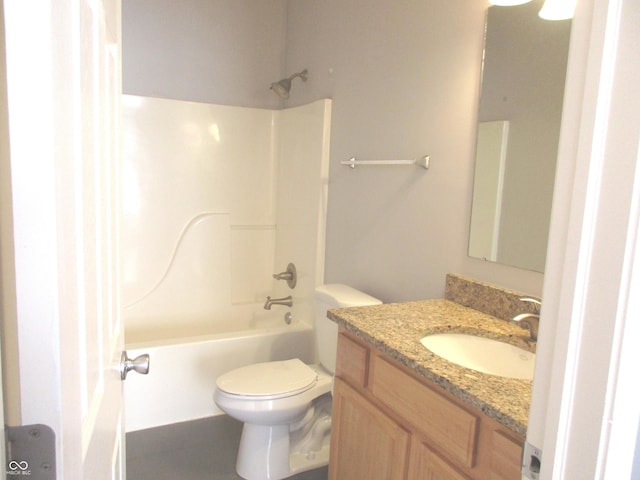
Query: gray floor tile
[{"left": 126, "top": 415, "right": 328, "bottom": 480}]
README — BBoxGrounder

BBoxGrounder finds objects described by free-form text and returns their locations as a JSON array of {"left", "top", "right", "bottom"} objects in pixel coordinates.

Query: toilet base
[
  {"left": 235, "top": 396, "right": 332, "bottom": 480},
  {"left": 236, "top": 424, "right": 291, "bottom": 480},
  {"left": 289, "top": 416, "right": 331, "bottom": 475},
  {"left": 236, "top": 424, "right": 330, "bottom": 480}
]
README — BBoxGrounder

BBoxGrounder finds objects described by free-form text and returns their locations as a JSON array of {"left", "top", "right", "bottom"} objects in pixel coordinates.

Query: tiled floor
[{"left": 126, "top": 415, "right": 328, "bottom": 480}]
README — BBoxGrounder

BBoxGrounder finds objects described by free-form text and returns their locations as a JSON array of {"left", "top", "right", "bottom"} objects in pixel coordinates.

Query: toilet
[{"left": 214, "top": 284, "right": 382, "bottom": 480}]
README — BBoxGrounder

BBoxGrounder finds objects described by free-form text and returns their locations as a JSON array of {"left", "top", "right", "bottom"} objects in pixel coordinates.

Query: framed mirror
[{"left": 468, "top": 0, "right": 571, "bottom": 272}]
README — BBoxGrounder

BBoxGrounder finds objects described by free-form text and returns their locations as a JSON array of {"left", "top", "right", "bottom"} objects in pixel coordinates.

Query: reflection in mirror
[{"left": 468, "top": 0, "right": 571, "bottom": 272}]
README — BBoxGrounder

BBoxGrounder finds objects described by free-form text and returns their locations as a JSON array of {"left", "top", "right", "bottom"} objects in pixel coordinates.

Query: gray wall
[
  {"left": 123, "top": 0, "right": 287, "bottom": 109},
  {"left": 122, "top": 0, "right": 545, "bottom": 302}
]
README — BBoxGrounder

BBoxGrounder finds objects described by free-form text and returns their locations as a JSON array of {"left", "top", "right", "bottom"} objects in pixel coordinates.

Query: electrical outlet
[{"left": 522, "top": 441, "right": 542, "bottom": 479}]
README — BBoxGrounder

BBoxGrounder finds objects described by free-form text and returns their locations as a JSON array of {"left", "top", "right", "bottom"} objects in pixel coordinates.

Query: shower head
[{"left": 270, "top": 69, "right": 308, "bottom": 99}]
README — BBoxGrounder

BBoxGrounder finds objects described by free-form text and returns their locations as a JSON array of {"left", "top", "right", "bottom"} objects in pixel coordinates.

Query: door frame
[{"left": 527, "top": 0, "right": 640, "bottom": 477}]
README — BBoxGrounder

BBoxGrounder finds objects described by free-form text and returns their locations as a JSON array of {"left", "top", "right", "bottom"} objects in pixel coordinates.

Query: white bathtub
[{"left": 124, "top": 314, "right": 315, "bottom": 432}]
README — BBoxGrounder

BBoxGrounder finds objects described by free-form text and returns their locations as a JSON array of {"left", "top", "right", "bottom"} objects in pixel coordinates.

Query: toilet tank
[{"left": 314, "top": 284, "right": 382, "bottom": 374}]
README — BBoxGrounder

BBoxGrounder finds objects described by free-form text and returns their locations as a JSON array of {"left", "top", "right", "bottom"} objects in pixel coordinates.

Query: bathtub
[{"left": 124, "top": 314, "right": 315, "bottom": 432}]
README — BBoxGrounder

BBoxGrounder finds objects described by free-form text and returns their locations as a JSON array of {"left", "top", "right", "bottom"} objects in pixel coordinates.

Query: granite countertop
[{"left": 327, "top": 298, "right": 533, "bottom": 437}]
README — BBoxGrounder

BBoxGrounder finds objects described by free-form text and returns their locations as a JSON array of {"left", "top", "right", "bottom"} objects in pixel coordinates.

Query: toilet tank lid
[{"left": 314, "top": 284, "right": 382, "bottom": 308}]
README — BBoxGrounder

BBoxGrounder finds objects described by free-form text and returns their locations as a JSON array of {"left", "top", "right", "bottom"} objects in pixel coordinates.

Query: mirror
[{"left": 468, "top": 0, "right": 571, "bottom": 273}]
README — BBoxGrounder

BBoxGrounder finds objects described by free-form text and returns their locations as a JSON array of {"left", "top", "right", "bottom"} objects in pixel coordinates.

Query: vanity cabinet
[
  {"left": 330, "top": 378, "right": 410, "bottom": 480},
  {"left": 329, "top": 329, "right": 524, "bottom": 480}
]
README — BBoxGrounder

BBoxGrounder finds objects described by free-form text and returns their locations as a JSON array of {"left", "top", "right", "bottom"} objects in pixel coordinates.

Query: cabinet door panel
[
  {"left": 490, "top": 431, "right": 523, "bottom": 480},
  {"left": 371, "top": 354, "right": 478, "bottom": 468},
  {"left": 335, "top": 332, "right": 369, "bottom": 388},
  {"left": 409, "top": 437, "right": 471, "bottom": 480},
  {"left": 329, "top": 378, "right": 410, "bottom": 480}
]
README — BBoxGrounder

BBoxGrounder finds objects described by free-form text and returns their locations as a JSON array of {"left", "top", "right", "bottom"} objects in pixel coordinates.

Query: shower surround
[{"left": 121, "top": 95, "right": 331, "bottom": 430}]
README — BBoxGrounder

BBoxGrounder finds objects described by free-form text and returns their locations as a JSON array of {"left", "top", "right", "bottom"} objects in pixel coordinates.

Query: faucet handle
[{"left": 272, "top": 263, "right": 297, "bottom": 289}]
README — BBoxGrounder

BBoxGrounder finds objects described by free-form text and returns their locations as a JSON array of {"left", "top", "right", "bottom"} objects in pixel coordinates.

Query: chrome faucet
[
  {"left": 512, "top": 297, "right": 541, "bottom": 341},
  {"left": 264, "top": 295, "right": 293, "bottom": 310},
  {"left": 272, "top": 263, "right": 297, "bottom": 289}
]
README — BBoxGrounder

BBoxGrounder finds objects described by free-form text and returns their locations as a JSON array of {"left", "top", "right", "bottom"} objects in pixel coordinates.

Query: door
[
  {"left": 527, "top": 0, "right": 640, "bottom": 477},
  {"left": 2, "top": 0, "right": 125, "bottom": 478}
]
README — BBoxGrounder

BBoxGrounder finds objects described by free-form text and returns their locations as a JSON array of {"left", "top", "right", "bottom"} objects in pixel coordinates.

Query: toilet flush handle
[{"left": 120, "top": 351, "right": 150, "bottom": 380}]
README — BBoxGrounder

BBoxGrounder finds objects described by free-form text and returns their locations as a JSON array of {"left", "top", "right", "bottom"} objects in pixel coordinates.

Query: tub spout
[{"left": 264, "top": 295, "right": 293, "bottom": 310}]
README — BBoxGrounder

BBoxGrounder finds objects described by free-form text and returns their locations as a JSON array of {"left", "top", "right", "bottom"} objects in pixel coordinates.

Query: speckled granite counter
[{"left": 327, "top": 298, "right": 533, "bottom": 437}]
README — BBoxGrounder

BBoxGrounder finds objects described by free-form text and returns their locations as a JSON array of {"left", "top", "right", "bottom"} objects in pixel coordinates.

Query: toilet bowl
[{"left": 213, "top": 284, "right": 381, "bottom": 480}]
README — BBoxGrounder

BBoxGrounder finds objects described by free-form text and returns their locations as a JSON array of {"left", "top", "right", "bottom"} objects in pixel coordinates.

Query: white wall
[
  {"left": 121, "top": 95, "right": 331, "bottom": 341},
  {"left": 121, "top": 97, "right": 276, "bottom": 340},
  {"left": 273, "top": 100, "right": 332, "bottom": 327},
  {"left": 122, "top": 0, "right": 546, "bottom": 303}
]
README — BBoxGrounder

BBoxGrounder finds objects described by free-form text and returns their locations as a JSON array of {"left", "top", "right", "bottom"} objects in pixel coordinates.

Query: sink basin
[{"left": 420, "top": 333, "right": 535, "bottom": 380}]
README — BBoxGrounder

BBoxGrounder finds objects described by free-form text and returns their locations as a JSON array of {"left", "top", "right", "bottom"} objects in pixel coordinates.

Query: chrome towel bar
[{"left": 341, "top": 155, "right": 429, "bottom": 169}]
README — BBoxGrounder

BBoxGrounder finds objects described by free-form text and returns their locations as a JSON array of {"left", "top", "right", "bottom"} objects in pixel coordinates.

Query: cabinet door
[
  {"left": 489, "top": 431, "right": 523, "bottom": 480},
  {"left": 329, "top": 378, "right": 410, "bottom": 480},
  {"left": 370, "top": 354, "right": 478, "bottom": 468},
  {"left": 408, "top": 437, "right": 471, "bottom": 480}
]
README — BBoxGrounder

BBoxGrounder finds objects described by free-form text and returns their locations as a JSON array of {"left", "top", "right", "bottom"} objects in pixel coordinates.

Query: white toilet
[{"left": 214, "top": 284, "right": 381, "bottom": 480}]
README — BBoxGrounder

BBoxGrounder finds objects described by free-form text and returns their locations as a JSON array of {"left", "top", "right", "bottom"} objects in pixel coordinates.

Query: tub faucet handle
[{"left": 272, "top": 263, "right": 297, "bottom": 289}]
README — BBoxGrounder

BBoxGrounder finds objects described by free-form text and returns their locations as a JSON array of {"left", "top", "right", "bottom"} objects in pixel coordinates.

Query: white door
[
  {"left": 2, "top": 1, "right": 126, "bottom": 478},
  {"left": 526, "top": 0, "right": 640, "bottom": 477}
]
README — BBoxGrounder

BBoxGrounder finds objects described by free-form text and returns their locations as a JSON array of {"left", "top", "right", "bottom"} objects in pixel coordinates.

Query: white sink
[{"left": 420, "top": 333, "right": 535, "bottom": 380}]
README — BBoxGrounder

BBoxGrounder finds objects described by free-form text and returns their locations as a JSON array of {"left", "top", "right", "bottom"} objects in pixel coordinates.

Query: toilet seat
[{"left": 216, "top": 359, "right": 318, "bottom": 400}]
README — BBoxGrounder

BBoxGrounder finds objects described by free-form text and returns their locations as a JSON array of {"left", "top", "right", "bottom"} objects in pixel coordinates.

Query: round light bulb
[{"left": 538, "top": 0, "right": 576, "bottom": 20}]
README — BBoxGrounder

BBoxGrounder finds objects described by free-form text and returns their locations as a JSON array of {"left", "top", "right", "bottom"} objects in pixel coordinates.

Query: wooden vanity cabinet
[
  {"left": 329, "top": 329, "right": 524, "bottom": 480},
  {"left": 330, "top": 378, "right": 410, "bottom": 480}
]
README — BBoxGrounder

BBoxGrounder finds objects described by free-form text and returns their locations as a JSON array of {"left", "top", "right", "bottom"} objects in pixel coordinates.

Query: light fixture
[
  {"left": 538, "top": 0, "right": 576, "bottom": 20},
  {"left": 488, "top": 0, "right": 532, "bottom": 6}
]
